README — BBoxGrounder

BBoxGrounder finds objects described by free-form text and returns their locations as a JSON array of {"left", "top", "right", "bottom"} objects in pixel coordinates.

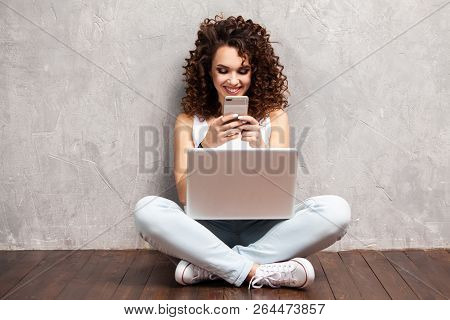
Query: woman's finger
[
  {"left": 222, "top": 128, "right": 241, "bottom": 137},
  {"left": 226, "top": 132, "right": 241, "bottom": 140},
  {"left": 237, "top": 115, "right": 259, "bottom": 125},
  {"left": 238, "top": 124, "right": 260, "bottom": 131},
  {"left": 241, "top": 131, "right": 259, "bottom": 138}
]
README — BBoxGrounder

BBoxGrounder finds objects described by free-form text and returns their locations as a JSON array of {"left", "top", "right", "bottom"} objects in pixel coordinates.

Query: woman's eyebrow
[{"left": 216, "top": 64, "right": 251, "bottom": 69}]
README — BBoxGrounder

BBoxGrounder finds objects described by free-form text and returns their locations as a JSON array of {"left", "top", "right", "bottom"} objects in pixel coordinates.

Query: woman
[{"left": 134, "top": 15, "right": 351, "bottom": 290}]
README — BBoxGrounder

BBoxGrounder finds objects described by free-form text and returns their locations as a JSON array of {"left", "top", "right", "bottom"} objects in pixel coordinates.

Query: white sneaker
[
  {"left": 175, "top": 260, "right": 221, "bottom": 285},
  {"left": 248, "top": 258, "right": 315, "bottom": 289}
]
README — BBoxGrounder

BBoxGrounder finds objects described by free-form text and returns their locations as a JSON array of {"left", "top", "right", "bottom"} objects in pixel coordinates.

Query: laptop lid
[{"left": 185, "top": 148, "right": 298, "bottom": 220}]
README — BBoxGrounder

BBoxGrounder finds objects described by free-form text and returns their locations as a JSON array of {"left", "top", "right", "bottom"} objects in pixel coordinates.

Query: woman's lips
[{"left": 223, "top": 86, "right": 241, "bottom": 95}]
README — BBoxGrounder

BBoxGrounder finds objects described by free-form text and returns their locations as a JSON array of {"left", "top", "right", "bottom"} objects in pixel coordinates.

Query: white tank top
[{"left": 192, "top": 115, "right": 271, "bottom": 149}]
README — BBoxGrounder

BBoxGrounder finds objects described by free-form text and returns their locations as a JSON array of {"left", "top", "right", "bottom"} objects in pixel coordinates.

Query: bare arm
[
  {"left": 269, "top": 109, "right": 290, "bottom": 148},
  {"left": 173, "top": 113, "right": 194, "bottom": 206}
]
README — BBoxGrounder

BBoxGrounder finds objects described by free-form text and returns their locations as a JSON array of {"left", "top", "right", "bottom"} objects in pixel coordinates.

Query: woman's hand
[
  {"left": 201, "top": 113, "right": 246, "bottom": 148},
  {"left": 237, "top": 115, "right": 267, "bottom": 148}
]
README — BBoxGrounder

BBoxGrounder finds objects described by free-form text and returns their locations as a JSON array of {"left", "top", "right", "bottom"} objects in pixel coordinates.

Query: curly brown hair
[{"left": 181, "top": 15, "right": 289, "bottom": 122}]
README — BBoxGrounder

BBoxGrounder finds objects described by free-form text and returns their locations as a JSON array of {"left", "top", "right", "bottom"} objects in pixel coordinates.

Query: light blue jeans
[{"left": 134, "top": 195, "right": 351, "bottom": 287}]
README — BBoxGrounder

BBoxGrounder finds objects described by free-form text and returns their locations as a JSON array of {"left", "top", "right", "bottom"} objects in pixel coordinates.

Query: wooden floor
[{"left": 0, "top": 249, "right": 448, "bottom": 300}]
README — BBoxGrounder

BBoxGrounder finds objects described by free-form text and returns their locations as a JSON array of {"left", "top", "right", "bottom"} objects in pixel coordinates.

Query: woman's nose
[{"left": 228, "top": 76, "right": 240, "bottom": 86}]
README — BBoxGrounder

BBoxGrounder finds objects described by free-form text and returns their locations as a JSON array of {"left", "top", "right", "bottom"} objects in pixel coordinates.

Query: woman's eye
[{"left": 217, "top": 69, "right": 249, "bottom": 74}]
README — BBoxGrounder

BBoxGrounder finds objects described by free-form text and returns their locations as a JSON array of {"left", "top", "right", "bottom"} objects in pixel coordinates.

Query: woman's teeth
[{"left": 224, "top": 86, "right": 241, "bottom": 94}]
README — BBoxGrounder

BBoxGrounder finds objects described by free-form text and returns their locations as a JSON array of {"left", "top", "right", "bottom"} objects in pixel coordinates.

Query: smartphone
[{"left": 222, "top": 96, "right": 248, "bottom": 117}]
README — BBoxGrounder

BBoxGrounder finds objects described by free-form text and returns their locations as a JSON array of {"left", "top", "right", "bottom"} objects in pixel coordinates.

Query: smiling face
[{"left": 210, "top": 45, "right": 252, "bottom": 107}]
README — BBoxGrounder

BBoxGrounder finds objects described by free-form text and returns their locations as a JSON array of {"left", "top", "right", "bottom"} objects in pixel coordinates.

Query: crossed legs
[{"left": 134, "top": 195, "right": 351, "bottom": 287}]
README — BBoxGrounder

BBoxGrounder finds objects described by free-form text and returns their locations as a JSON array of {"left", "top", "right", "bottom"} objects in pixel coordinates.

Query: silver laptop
[{"left": 185, "top": 148, "right": 298, "bottom": 220}]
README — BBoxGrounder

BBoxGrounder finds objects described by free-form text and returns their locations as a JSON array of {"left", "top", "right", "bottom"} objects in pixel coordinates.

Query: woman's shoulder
[
  {"left": 176, "top": 113, "right": 215, "bottom": 129},
  {"left": 268, "top": 108, "right": 287, "bottom": 117},
  {"left": 175, "top": 112, "right": 194, "bottom": 127},
  {"left": 268, "top": 108, "right": 288, "bottom": 124}
]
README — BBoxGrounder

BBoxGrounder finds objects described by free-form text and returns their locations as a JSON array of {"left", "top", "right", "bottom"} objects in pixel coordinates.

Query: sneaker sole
[
  {"left": 174, "top": 260, "right": 191, "bottom": 286},
  {"left": 291, "top": 258, "right": 315, "bottom": 288}
]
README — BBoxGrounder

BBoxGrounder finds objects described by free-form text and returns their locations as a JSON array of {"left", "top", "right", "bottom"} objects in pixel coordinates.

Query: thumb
[{"left": 214, "top": 115, "right": 223, "bottom": 126}]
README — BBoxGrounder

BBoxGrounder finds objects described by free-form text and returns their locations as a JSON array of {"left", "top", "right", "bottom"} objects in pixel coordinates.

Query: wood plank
[
  {"left": 112, "top": 250, "right": 159, "bottom": 299},
  {"left": 426, "top": 250, "right": 450, "bottom": 278},
  {"left": 57, "top": 250, "right": 136, "bottom": 299},
  {"left": 247, "top": 287, "right": 276, "bottom": 300},
  {"left": 85, "top": 250, "right": 137, "bottom": 299},
  {"left": 223, "top": 285, "right": 250, "bottom": 300},
  {"left": 0, "top": 250, "right": 49, "bottom": 298},
  {"left": 4, "top": 251, "right": 72, "bottom": 297},
  {"left": 0, "top": 251, "right": 14, "bottom": 276},
  {"left": 339, "top": 251, "right": 390, "bottom": 299},
  {"left": 140, "top": 255, "right": 178, "bottom": 299},
  {"left": 361, "top": 251, "right": 417, "bottom": 299},
  {"left": 383, "top": 251, "right": 446, "bottom": 299},
  {"left": 4, "top": 250, "right": 93, "bottom": 299},
  {"left": 405, "top": 250, "right": 450, "bottom": 298},
  {"left": 157, "top": 254, "right": 198, "bottom": 300},
  {"left": 169, "top": 282, "right": 199, "bottom": 300},
  {"left": 303, "top": 254, "right": 335, "bottom": 300},
  {"left": 277, "top": 286, "right": 308, "bottom": 300},
  {"left": 427, "top": 249, "right": 450, "bottom": 262},
  {"left": 3, "top": 249, "right": 444, "bottom": 301},
  {"left": 195, "top": 280, "right": 225, "bottom": 299},
  {"left": 56, "top": 251, "right": 103, "bottom": 299},
  {"left": 318, "top": 252, "right": 361, "bottom": 299}
]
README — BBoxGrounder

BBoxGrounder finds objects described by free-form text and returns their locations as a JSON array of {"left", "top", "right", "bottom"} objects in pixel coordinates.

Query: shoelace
[
  {"left": 248, "top": 263, "right": 296, "bottom": 290},
  {"left": 192, "top": 265, "right": 219, "bottom": 282}
]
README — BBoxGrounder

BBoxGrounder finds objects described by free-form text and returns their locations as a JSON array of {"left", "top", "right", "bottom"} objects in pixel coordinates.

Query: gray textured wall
[{"left": 1, "top": 0, "right": 449, "bottom": 250}]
